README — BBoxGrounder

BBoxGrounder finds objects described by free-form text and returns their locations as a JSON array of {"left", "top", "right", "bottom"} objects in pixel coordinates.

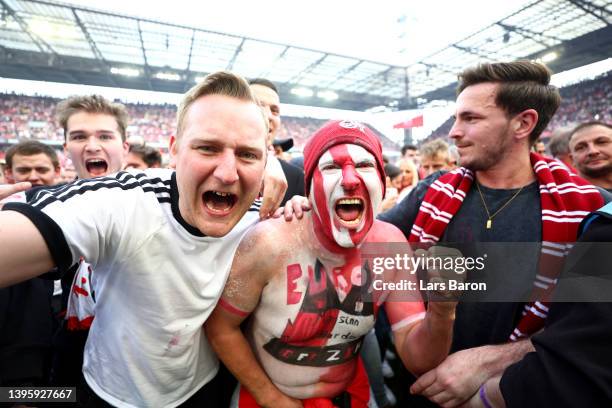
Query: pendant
[{"left": 486, "top": 219, "right": 492, "bottom": 229}]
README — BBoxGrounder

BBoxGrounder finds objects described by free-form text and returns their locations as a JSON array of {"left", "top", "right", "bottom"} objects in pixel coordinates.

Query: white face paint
[{"left": 309, "top": 143, "right": 383, "bottom": 248}]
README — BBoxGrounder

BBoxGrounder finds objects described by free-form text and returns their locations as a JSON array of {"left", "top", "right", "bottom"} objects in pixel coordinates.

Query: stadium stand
[
  {"left": 0, "top": 94, "right": 399, "bottom": 153},
  {"left": 545, "top": 72, "right": 612, "bottom": 133},
  {"left": 1, "top": 73, "right": 608, "bottom": 154}
]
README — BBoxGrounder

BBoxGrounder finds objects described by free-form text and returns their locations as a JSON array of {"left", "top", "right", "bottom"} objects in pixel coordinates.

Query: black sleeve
[
  {"left": 280, "top": 160, "right": 305, "bottom": 206},
  {"left": 500, "top": 302, "right": 612, "bottom": 407},
  {"left": 377, "top": 172, "right": 442, "bottom": 238},
  {"left": 2, "top": 202, "right": 73, "bottom": 276},
  {"left": 24, "top": 183, "right": 68, "bottom": 202},
  {"left": 500, "top": 217, "right": 612, "bottom": 407}
]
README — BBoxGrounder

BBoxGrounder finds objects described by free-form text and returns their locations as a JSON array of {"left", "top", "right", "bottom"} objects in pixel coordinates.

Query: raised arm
[
  {"left": 258, "top": 155, "right": 288, "bottom": 219},
  {"left": 0, "top": 182, "right": 31, "bottom": 205},
  {"left": 386, "top": 296, "right": 455, "bottom": 376},
  {"left": 376, "top": 225, "right": 456, "bottom": 375},
  {"left": 205, "top": 226, "right": 301, "bottom": 408},
  {"left": 0, "top": 210, "right": 55, "bottom": 286}
]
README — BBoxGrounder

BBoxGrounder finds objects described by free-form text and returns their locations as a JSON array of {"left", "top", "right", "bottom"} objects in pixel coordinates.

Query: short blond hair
[
  {"left": 176, "top": 71, "right": 266, "bottom": 137},
  {"left": 56, "top": 95, "right": 128, "bottom": 141},
  {"left": 419, "top": 139, "right": 450, "bottom": 161}
]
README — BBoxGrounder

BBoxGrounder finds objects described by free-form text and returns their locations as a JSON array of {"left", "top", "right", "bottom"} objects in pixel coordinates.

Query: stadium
[{"left": 0, "top": 0, "right": 611, "bottom": 407}]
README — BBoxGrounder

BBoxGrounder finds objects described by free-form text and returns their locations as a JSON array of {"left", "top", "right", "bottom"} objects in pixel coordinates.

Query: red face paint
[{"left": 309, "top": 143, "right": 383, "bottom": 250}]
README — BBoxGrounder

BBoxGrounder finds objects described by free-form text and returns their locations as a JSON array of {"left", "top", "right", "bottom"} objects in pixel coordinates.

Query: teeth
[
  {"left": 86, "top": 159, "right": 106, "bottom": 164},
  {"left": 338, "top": 198, "right": 362, "bottom": 205},
  {"left": 213, "top": 191, "right": 231, "bottom": 197},
  {"left": 342, "top": 218, "right": 361, "bottom": 225}
]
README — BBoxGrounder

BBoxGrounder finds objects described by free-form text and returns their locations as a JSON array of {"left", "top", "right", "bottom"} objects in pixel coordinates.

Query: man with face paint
[{"left": 206, "top": 120, "right": 457, "bottom": 408}]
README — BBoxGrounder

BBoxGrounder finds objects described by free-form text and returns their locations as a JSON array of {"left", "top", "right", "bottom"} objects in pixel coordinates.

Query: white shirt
[{"left": 10, "top": 169, "right": 259, "bottom": 407}]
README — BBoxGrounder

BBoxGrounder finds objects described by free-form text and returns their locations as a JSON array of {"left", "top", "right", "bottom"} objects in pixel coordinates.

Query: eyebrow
[
  {"left": 456, "top": 110, "right": 483, "bottom": 118},
  {"left": 68, "top": 129, "right": 116, "bottom": 136},
  {"left": 237, "top": 144, "right": 265, "bottom": 156}
]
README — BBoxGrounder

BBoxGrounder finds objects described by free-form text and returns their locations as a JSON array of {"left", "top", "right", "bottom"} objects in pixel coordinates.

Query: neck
[{"left": 475, "top": 151, "right": 535, "bottom": 189}]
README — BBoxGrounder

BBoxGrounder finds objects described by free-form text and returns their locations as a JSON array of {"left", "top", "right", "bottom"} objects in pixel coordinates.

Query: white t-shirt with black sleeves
[{"left": 4, "top": 168, "right": 260, "bottom": 408}]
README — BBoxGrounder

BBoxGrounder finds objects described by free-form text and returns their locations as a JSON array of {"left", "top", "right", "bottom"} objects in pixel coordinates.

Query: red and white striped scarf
[{"left": 409, "top": 153, "right": 604, "bottom": 341}]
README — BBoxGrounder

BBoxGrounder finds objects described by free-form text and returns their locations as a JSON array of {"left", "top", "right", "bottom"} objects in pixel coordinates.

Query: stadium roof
[{"left": 0, "top": 0, "right": 610, "bottom": 111}]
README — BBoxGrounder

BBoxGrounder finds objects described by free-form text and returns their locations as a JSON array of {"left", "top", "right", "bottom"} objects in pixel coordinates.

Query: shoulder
[
  {"left": 596, "top": 186, "right": 612, "bottom": 204},
  {"left": 239, "top": 215, "right": 307, "bottom": 256},
  {"left": 231, "top": 216, "right": 307, "bottom": 283},
  {"left": 377, "top": 171, "right": 445, "bottom": 230},
  {"left": 28, "top": 169, "right": 173, "bottom": 209},
  {"left": 369, "top": 220, "right": 407, "bottom": 242}
]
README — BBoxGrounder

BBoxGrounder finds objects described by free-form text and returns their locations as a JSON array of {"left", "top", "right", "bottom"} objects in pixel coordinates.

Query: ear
[
  {"left": 168, "top": 135, "right": 178, "bottom": 169},
  {"left": 511, "top": 109, "right": 538, "bottom": 142},
  {"left": 4, "top": 167, "right": 15, "bottom": 184}
]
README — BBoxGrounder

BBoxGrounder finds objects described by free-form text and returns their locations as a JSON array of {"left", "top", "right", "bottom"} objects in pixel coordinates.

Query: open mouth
[
  {"left": 334, "top": 197, "right": 364, "bottom": 227},
  {"left": 85, "top": 159, "right": 109, "bottom": 176},
  {"left": 203, "top": 190, "right": 238, "bottom": 215}
]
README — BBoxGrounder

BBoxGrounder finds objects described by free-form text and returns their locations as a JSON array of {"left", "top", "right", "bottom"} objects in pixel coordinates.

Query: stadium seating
[
  {"left": 1, "top": 73, "right": 608, "bottom": 152},
  {"left": 0, "top": 94, "right": 398, "bottom": 152}
]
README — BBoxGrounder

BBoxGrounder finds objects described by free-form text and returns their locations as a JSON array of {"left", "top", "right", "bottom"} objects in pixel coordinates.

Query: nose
[
  {"left": 449, "top": 120, "right": 461, "bottom": 140},
  {"left": 341, "top": 164, "right": 360, "bottom": 191},
  {"left": 213, "top": 150, "right": 239, "bottom": 184},
  {"left": 27, "top": 171, "right": 41, "bottom": 184},
  {"left": 85, "top": 136, "right": 102, "bottom": 152},
  {"left": 586, "top": 143, "right": 600, "bottom": 156}
]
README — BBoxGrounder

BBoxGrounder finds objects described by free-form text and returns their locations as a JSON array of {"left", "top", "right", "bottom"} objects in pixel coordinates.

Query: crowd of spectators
[
  {"left": 1, "top": 72, "right": 608, "bottom": 153},
  {"left": 0, "top": 94, "right": 62, "bottom": 142},
  {"left": 0, "top": 94, "right": 176, "bottom": 145},
  {"left": 0, "top": 93, "right": 400, "bottom": 154},
  {"left": 545, "top": 72, "right": 611, "bottom": 133}
]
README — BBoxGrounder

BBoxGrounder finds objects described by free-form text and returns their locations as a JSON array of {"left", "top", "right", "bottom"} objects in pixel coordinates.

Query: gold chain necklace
[{"left": 475, "top": 182, "right": 525, "bottom": 229}]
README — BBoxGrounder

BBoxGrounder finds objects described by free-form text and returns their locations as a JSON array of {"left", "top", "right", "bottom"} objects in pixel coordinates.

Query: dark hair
[
  {"left": 384, "top": 163, "right": 401, "bottom": 179},
  {"left": 569, "top": 121, "right": 612, "bottom": 143},
  {"left": 457, "top": 61, "right": 561, "bottom": 143},
  {"left": 56, "top": 95, "right": 129, "bottom": 141},
  {"left": 6, "top": 140, "right": 60, "bottom": 169},
  {"left": 401, "top": 144, "right": 417, "bottom": 156},
  {"left": 128, "top": 144, "right": 162, "bottom": 168},
  {"left": 248, "top": 78, "right": 279, "bottom": 94}
]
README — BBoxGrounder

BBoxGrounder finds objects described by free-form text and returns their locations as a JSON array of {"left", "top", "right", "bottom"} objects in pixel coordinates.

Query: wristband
[{"left": 479, "top": 383, "right": 494, "bottom": 408}]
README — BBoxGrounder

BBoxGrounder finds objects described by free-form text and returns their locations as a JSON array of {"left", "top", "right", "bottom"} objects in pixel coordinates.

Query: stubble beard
[
  {"left": 581, "top": 161, "right": 612, "bottom": 179},
  {"left": 460, "top": 126, "right": 512, "bottom": 172}
]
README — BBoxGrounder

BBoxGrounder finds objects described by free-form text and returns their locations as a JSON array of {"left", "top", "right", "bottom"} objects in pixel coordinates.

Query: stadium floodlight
[
  {"left": 110, "top": 67, "right": 140, "bottom": 77},
  {"left": 28, "top": 18, "right": 79, "bottom": 40},
  {"left": 154, "top": 72, "right": 181, "bottom": 81},
  {"left": 290, "top": 87, "right": 314, "bottom": 98},
  {"left": 317, "top": 90, "right": 338, "bottom": 101},
  {"left": 541, "top": 52, "right": 558, "bottom": 63}
]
